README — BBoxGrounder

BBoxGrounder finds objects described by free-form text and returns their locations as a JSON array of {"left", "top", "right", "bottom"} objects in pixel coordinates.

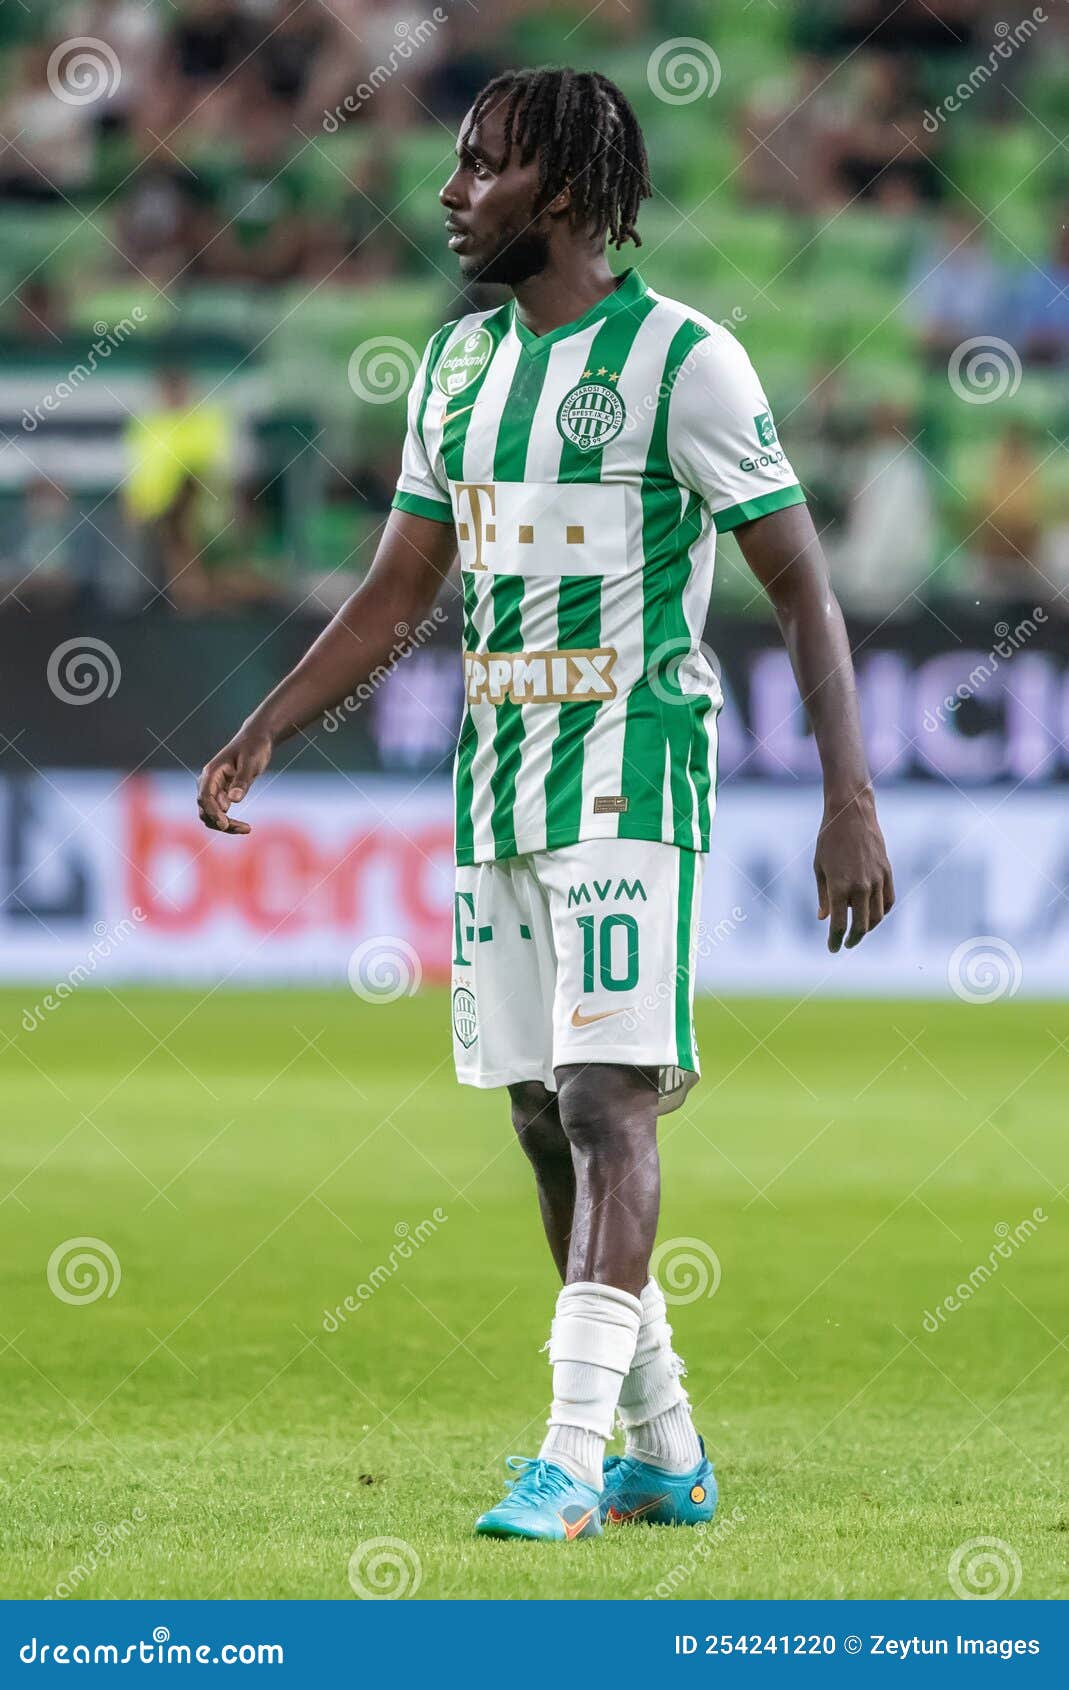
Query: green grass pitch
[{"left": 0, "top": 987, "right": 1065, "bottom": 1600}]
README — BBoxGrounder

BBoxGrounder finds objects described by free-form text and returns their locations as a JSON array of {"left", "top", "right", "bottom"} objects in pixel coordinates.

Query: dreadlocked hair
[{"left": 463, "top": 67, "right": 652, "bottom": 249}]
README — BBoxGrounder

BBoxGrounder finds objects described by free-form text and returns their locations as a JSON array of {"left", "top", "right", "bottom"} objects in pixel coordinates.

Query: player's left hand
[{"left": 814, "top": 789, "right": 894, "bottom": 953}]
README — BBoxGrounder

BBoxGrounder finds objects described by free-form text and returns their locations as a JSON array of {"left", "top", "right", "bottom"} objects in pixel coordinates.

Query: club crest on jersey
[
  {"left": 556, "top": 382, "right": 625, "bottom": 451},
  {"left": 434, "top": 327, "right": 493, "bottom": 397}
]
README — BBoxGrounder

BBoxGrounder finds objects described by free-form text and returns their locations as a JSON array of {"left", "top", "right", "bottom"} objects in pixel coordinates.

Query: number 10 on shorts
[{"left": 576, "top": 913, "right": 639, "bottom": 994}]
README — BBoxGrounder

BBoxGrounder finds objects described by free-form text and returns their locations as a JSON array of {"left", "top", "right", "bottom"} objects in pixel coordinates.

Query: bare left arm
[{"left": 735, "top": 501, "right": 894, "bottom": 952}]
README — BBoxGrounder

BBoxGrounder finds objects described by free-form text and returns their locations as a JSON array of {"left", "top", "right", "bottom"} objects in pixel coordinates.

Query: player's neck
[{"left": 510, "top": 251, "right": 621, "bottom": 340}]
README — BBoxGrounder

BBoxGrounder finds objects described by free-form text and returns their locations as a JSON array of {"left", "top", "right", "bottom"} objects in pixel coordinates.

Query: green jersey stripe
[
  {"left": 437, "top": 308, "right": 514, "bottom": 484},
  {"left": 674, "top": 847, "right": 697, "bottom": 1068},
  {"left": 666, "top": 489, "right": 707, "bottom": 848},
  {"left": 486, "top": 353, "right": 552, "bottom": 856},
  {"left": 713, "top": 482, "right": 806, "bottom": 531},
  {"left": 506, "top": 326, "right": 604, "bottom": 853},
  {"left": 390, "top": 489, "right": 453, "bottom": 523},
  {"left": 416, "top": 320, "right": 453, "bottom": 453},
  {"left": 453, "top": 568, "right": 480, "bottom": 864},
  {"left": 619, "top": 317, "right": 708, "bottom": 846},
  {"left": 543, "top": 290, "right": 658, "bottom": 847}
]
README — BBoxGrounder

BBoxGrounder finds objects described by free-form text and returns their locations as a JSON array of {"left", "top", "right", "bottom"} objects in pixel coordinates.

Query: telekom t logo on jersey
[
  {"left": 454, "top": 482, "right": 496, "bottom": 569},
  {"left": 453, "top": 481, "right": 590, "bottom": 571}
]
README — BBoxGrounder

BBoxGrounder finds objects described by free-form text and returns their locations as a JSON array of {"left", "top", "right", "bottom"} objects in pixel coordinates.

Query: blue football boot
[{"left": 475, "top": 1456, "right": 603, "bottom": 1541}]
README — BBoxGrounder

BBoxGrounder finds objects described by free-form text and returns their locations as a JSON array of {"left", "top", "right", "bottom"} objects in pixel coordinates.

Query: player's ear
[{"left": 544, "top": 179, "right": 572, "bottom": 218}]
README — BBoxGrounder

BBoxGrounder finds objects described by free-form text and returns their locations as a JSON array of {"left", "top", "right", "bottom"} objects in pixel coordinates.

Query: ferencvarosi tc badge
[{"left": 556, "top": 382, "right": 625, "bottom": 451}]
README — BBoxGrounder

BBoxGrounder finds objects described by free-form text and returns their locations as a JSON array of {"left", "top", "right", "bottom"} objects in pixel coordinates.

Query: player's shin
[
  {"left": 616, "top": 1276, "right": 702, "bottom": 1473},
  {"left": 538, "top": 1282, "right": 642, "bottom": 1490}
]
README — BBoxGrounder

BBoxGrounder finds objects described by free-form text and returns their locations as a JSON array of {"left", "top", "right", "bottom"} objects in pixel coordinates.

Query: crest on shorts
[
  {"left": 435, "top": 327, "right": 493, "bottom": 397},
  {"left": 556, "top": 382, "right": 625, "bottom": 452},
  {"left": 452, "top": 985, "right": 478, "bottom": 1048}
]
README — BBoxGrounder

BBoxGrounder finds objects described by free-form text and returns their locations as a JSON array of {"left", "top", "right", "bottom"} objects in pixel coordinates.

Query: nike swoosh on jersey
[{"left": 570, "top": 1004, "right": 632, "bottom": 1028}]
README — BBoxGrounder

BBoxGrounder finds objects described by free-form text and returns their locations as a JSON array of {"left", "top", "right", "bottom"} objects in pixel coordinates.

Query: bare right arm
[{"left": 196, "top": 509, "right": 456, "bottom": 833}]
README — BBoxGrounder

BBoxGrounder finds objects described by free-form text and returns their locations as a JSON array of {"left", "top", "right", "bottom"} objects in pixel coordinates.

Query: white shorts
[{"left": 451, "top": 838, "right": 703, "bottom": 1092}]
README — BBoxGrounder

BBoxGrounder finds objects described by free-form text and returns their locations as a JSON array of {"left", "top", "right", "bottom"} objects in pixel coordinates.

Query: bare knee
[
  {"left": 555, "top": 1065, "right": 658, "bottom": 1160},
  {"left": 508, "top": 1080, "right": 570, "bottom": 1168}
]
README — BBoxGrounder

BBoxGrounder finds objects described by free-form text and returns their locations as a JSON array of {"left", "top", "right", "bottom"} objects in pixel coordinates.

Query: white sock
[
  {"left": 616, "top": 1277, "right": 702, "bottom": 1474},
  {"left": 539, "top": 1281, "right": 642, "bottom": 1490}
]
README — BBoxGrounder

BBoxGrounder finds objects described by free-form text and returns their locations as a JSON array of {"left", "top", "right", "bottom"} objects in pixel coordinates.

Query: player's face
[{"left": 440, "top": 103, "right": 553, "bottom": 286}]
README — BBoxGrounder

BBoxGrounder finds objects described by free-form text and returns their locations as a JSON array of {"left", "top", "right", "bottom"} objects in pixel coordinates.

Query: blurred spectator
[
  {"left": 1011, "top": 218, "right": 1069, "bottom": 367},
  {"left": 830, "top": 54, "right": 938, "bottom": 204},
  {"left": 256, "top": 0, "right": 331, "bottom": 112},
  {"left": 0, "top": 480, "right": 80, "bottom": 609},
  {"left": 828, "top": 405, "right": 936, "bottom": 617},
  {"left": 962, "top": 425, "right": 1053, "bottom": 604},
  {"left": 739, "top": 54, "right": 848, "bottom": 212},
  {"left": 191, "top": 479, "right": 288, "bottom": 612},
  {"left": 193, "top": 110, "right": 312, "bottom": 284},
  {"left": 123, "top": 368, "right": 232, "bottom": 611},
  {"left": 907, "top": 211, "right": 1010, "bottom": 358},
  {"left": 67, "top": 0, "right": 162, "bottom": 136},
  {"left": 0, "top": 42, "right": 95, "bottom": 198},
  {"left": 115, "top": 158, "right": 215, "bottom": 288},
  {"left": 6, "top": 279, "right": 68, "bottom": 344}
]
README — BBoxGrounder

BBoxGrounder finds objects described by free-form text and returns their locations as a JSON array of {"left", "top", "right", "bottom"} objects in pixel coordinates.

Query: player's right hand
[{"left": 197, "top": 730, "right": 273, "bottom": 834}]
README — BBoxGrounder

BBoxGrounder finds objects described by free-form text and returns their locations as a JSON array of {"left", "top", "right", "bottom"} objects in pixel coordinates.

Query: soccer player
[{"left": 197, "top": 68, "right": 894, "bottom": 1542}]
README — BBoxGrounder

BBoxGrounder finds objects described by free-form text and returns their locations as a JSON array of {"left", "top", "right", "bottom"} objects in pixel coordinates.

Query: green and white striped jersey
[{"left": 391, "top": 268, "right": 804, "bottom": 866}]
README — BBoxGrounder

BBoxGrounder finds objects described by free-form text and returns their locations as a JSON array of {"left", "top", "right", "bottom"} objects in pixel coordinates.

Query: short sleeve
[
  {"left": 391, "top": 334, "right": 454, "bottom": 525},
  {"left": 667, "top": 329, "right": 805, "bottom": 532}
]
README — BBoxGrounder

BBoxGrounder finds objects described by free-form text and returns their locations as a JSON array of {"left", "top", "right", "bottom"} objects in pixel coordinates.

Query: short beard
[{"left": 463, "top": 227, "right": 549, "bottom": 287}]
